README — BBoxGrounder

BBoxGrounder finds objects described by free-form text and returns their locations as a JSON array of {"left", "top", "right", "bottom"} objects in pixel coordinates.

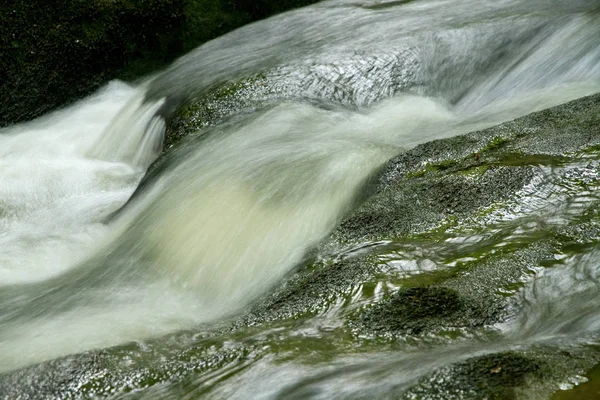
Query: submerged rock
[{"left": 358, "top": 286, "right": 471, "bottom": 335}]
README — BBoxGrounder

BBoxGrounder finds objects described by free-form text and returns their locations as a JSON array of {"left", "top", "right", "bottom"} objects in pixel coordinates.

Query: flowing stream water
[{"left": 1, "top": 0, "right": 600, "bottom": 398}]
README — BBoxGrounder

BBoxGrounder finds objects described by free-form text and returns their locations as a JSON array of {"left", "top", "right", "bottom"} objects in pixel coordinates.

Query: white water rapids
[{"left": 0, "top": 0, "right": 599, "bottom": 393}]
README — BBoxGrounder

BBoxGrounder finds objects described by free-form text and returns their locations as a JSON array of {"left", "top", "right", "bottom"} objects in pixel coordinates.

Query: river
[{"left": 1, "top": 0, "right": 600, "bottom": 398}]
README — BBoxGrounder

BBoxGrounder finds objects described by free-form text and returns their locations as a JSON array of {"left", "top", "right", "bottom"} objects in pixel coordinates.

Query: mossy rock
[{"left": 403, "top": 351, "right": 546, "bottom": 400}]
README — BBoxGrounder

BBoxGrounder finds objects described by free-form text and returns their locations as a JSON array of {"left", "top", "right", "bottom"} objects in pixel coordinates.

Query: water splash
[{"left": 87, "top": 93, "right": 167, "bottom": 169}]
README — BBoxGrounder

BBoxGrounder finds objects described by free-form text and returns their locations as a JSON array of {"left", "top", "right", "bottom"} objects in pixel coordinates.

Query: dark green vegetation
[
  {"left": 0, "top": 0, "right": 321, "bottom": 126},
  {"left": 2, "top": 87, "right": 600, "bottom": 398}
]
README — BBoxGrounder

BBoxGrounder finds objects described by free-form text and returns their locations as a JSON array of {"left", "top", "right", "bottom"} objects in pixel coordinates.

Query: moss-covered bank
[{"left": 0, "top": 0, "right": 321, "bottom": 126}]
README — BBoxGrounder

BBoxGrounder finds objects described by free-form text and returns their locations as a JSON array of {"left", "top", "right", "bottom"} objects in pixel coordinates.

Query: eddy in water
[{"left": 0, "top": 0, "right": 599, "bottom": 398}]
